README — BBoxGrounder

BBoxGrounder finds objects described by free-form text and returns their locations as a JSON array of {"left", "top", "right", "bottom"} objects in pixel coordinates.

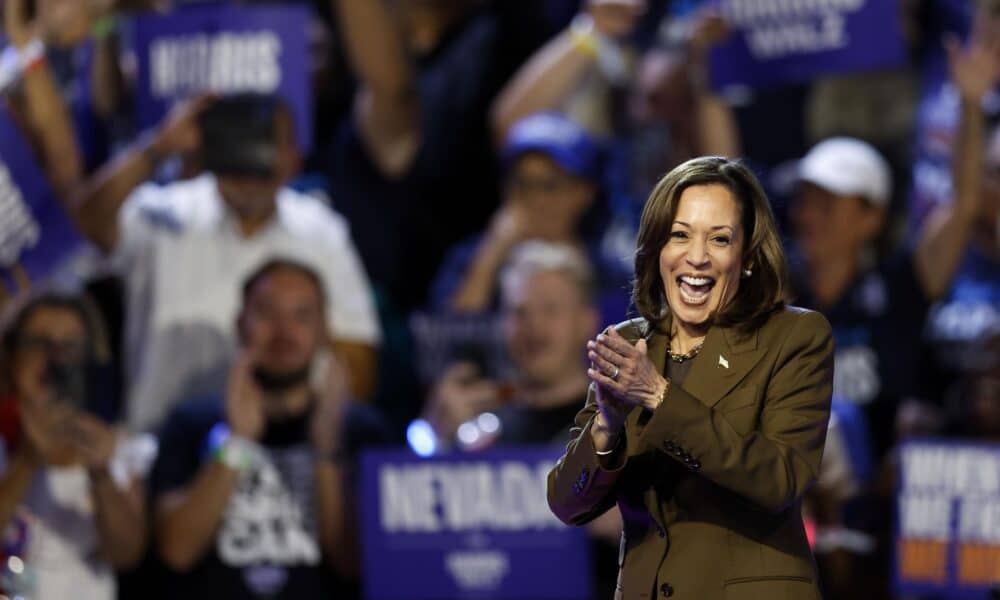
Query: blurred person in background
[
  {"left": 327, "top": 0, "right": 551, "bottom": 312},
  {"left": 423, "top": 240, "right": 620, "bottom": 600},
  {"left": 0, "top": 292, "right": 152, "bottom": 600},
  {"left": 788, "top": 26, "right": 1000, "bottom": 461},
  {"left": 492, "top": 0, "right": 740, "bottom": 276},
  {"left": 429, "top": 113, "right": 609, "bottom": 314},
  {"left": 1, "top": 0, "right": 128, "bottom": 173},
  {"left": 150, "top": 259, "right": 387, "bottom": 599},
  {"left": 66, "top": 92, "right": 381, "bottom": 432},
  {"left": 2, "top": 0, "right": 83, "bottom": 204}
]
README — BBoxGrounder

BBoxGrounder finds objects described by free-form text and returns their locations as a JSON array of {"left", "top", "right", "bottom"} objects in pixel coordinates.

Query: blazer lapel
[{"left": 675, "top": 325, "right": 766, "bottom": 408}]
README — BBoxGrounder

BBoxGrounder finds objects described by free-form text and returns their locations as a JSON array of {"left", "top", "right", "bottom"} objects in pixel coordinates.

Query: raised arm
[
  {"left": 4, "top": 0, "right": 82, "bottom": 199},
  {"left": 914, "top": 30, "right": 1000, "bottom": 299},
  {"left": 331, "top": 0, "right": 419, "bottom": 178},
  {"left": 491, "top": 1, "right": 644, "bottom": 143},
  {"left": 69, "top": 96, "right": 209, "bottom": 253}
]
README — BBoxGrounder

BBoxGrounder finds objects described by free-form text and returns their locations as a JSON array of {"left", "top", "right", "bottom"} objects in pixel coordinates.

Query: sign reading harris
[
  {"left": 709, "top": 0, "right": 907, "bottom": 90},
  {"left": 895, "top": 440, "right": 1000, "bottom": 598},
  {"left": 129, "top": 3, "right": 312, "bottom": 150},
  {"left": 0, "top": 107, "right": 82, "bottom": 287},
  {"left": 359, "top": 447, "right": 591, "bottom": 600}
]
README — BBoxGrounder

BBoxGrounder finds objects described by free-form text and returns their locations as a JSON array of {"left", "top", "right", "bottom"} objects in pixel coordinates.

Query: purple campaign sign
[
  {"left": 709, "top": 0, "right": 907, "bottom": 90},
  {"left": 0, "top": 106, "right": 82, "bottom": 286},
  {"left": 130, "top": 3, "right": 312, "bottom": 150},
  {"left": 360, "top": 447, "right": 592, "bottom": 600},
  {"left": 894, "top": 438, "right": 1000, "bottom": 598}
]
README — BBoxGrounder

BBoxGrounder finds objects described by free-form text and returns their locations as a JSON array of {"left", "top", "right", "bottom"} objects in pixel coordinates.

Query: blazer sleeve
[
  {"left": 546, "top": 384, "right": 626, "bottom": 526},
  {"left": 637, "top": 310, "right": 834, "bottom": 514}
]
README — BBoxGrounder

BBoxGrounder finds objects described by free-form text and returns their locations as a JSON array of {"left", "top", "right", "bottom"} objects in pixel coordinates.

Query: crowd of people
[{"left": 0, "top": 0, "right": 997, "bottom": 598}]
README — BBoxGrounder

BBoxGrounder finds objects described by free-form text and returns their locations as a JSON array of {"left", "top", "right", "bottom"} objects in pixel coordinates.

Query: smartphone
[
  {"left": 198, "top": 93, "right": 279, "bottom": 178},
  {"left": 43, "top": 359, "right": 116, "bottom": 422}
]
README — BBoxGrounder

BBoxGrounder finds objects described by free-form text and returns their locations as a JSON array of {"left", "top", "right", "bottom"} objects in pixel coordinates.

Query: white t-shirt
[
  {"left": 0, "top": 435, "right": 157, "bottom": 600},
  {"left": 114, "top": 174, "right": 381, "bottom": 431}
]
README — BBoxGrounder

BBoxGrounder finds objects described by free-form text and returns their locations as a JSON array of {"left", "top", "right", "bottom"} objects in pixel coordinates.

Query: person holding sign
[{"left": 548, "top": 157, "right": 834, "bottom": 600}]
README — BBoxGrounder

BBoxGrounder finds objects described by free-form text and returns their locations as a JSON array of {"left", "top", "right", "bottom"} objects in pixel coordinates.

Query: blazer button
[{"left": 660, "top": 582, "right": 674, "bottom": 597}]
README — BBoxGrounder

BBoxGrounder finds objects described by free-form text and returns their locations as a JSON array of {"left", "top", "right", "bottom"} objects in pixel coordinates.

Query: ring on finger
[{"left": 611, "top": 365, "right": 620, "bottom": 380}]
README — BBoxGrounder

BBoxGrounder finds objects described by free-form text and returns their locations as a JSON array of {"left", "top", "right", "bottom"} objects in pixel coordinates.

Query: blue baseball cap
[{"left": 501, "top": 113, "right": 602, "bottom": 182}]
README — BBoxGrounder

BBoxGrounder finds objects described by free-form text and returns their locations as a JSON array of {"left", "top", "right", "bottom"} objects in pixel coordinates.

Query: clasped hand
[{"left": 586, "top": 327, "right": 667, "bottom": 433}]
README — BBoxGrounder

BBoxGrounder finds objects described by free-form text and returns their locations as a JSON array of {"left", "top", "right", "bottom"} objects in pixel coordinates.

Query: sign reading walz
[
  {"left": 0, "top": 106, "right": 82, "bottom": 290},
  {"left": 129, "top": 3, "right": 312, "bottom": 150},
  {"left": 896, "top": 440, "right": 1000, "bottom": 599},
  {"left": 359, "top": 447, "right": 591, "bottom": 600},
  {"left": 709, "top": 0, "right": 907, "bottom": 90}
]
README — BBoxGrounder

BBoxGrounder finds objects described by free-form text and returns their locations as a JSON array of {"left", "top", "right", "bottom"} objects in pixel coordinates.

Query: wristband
[
  {"left": 206, "top": 423, "right": 255, "bottom": 472},
  {"left": 569, "top": 14, "right": 631, "bottom": 85},
  {"left": 17, "top": 39, "right": 45, "bottom": 77}
]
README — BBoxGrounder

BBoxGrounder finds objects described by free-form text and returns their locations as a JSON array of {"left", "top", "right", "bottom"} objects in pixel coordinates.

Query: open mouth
[{"left": 676, "top": 275, "right": 715, "bottom": 306}]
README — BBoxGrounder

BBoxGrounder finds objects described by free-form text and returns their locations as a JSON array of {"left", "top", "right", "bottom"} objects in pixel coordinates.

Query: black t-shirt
[
  {"left": 493, "top": 393, "right": 587, "bottom": 447},
  {"left": 793, "top": 254, "right": 931, "bottom": 458},
  {"left": 326, "top": 7, "right": 548, "bottom": 311},
  {"left": 149, "top": 397, "right": 388, "bottom": 599}
]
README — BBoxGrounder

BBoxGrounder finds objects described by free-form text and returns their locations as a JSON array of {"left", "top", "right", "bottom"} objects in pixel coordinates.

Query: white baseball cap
[{"left": 798, "top": 137, "right": 892, "bottom": 208}]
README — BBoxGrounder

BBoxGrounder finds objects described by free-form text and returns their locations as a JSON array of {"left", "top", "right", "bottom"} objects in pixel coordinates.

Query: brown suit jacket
[{"left": 547, "top": 307, "right": 834, "bottom": 600}]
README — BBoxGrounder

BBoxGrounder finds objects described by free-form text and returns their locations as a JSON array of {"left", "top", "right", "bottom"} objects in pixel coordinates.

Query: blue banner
[
  {"left": 359, "top": 447, "right": 592, "bottom": 600},
  {"left": 129, "top": 3, "right": 312, "bottom": 150},
  {"left": 895, "top": 439, "right": 1000, "bottom": 598},
  {"left": 709, "top": 0, "right": 907, "bottom": 90},
  {"left": 0, "top": 106, "right": 82, "bottom": 287}
]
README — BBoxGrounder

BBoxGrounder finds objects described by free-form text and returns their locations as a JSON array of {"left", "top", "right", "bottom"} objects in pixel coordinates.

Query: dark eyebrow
[{"left": 672, "top": 221, "right": 735, "bottom": 233}]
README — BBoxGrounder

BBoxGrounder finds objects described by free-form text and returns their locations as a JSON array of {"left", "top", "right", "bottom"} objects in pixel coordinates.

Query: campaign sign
[
  {"left": 129, "top": 3, "right": 312, "bottom": 149},
  {"left": 0, "top": 107, "right": 82, "bottom": 286},
  {"left": 709, "top": 0, "right": 907, "bottom": 89},
  {"left": 360, "top": 447, "right": 592, "bottom": 600},
  {"left": 895, "top": 439, "right": 1000, "bottom": 598}
]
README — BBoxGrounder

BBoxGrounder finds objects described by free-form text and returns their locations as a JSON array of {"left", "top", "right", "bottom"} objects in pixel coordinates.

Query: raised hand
[
  {"left": 225, "top": 349, "right": 266, "bottom": 441},
  {"left": 310, "top": 351, "right": 350, "bottom": 457},
  {"left": 149, "top": 94, "right": 215, "bottom": 158},
  {"left": 588, "top": 0, "right": 646, "bottom": 40},
  {"left": 70, "top": 413, "right": 119, "bottom": 472},
  {"left": 3, "top": 0, "right": 39, "bottom": 49},
  {"left": 946, "top": 31, "right": 1000, "bottom": 103}
]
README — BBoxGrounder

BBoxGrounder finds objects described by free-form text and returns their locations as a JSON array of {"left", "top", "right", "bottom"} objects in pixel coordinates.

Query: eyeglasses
[{"left": 14, "top": 335, "right": 88, "bottom": 361}]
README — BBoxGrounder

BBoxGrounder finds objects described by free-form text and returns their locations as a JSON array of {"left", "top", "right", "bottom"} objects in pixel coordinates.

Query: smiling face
[{"left": 659, "top": 184, "right": 746, "bottom": 336}]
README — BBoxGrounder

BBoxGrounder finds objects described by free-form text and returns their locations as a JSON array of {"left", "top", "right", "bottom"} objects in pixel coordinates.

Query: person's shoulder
[
  {"left": 158, "top": 395, "right": 225, "bottom": 437},
  {"left": 123, "top": 174, "right": 220, "bottom": 227},
  {"left": 611, "top": 317, "right": 651, "bottom": 343},
  {"left": 276, "top": 187, "right": 350, "bottom": 241},
  {"left": 760, "top": 306, "right": 833, "bottom": 345}
]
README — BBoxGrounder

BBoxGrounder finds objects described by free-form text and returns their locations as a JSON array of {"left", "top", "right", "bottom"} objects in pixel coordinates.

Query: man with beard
[{"left": 149, "top": 259, "right": 386, "bottom": 599}]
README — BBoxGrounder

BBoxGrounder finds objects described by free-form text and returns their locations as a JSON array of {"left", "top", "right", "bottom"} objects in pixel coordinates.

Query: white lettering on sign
[
  {"left": 958, "top": 498, "right": 1000, "bottom": 543},
  {"left": 379, "top": 461, "right": 564, "bottom": 533},
  {"left": 901, "top": 445, "right": 1000, "bottom": 496},
  {"left": 898, "top": 493, "right": 952, "bottom": 540},
  {"left": 0, "top": 162, "right": 40, "bottom": 266},
  {"left": 745, "top": 14, "right": 848, "bottom": 59},
  {"left": 725, "top": 0, "right": 865, "bottom": 26},
  {"left": 444, "top": 550, "right": 509, "bottom": 591},
  {"left": 149, "top": 31, "right": 281, "bottom": 97}
]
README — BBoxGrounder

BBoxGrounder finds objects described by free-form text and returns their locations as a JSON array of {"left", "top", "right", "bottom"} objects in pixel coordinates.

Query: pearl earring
[{"left": 742, "top": 268, "right": 752, "bottom": 278}]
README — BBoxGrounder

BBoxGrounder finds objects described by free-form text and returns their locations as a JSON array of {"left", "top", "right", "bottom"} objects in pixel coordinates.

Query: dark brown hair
[{"left": 632, "top": 156, "right": 789, "bottom": 334}]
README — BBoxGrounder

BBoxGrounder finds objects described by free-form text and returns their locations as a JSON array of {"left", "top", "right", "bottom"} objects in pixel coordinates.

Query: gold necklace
[{"left": 667, "top": 342, "right": 704, "bottom": 363}]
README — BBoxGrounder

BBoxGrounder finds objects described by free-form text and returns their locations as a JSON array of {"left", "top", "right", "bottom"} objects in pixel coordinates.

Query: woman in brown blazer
[{"left": 548, "top": 156, "right": 834, "bottom": 600}]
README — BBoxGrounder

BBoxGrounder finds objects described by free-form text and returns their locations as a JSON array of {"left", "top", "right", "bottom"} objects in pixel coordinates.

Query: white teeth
[{"left": 680, "top": 276, "right": 714, "bottom": 286}]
